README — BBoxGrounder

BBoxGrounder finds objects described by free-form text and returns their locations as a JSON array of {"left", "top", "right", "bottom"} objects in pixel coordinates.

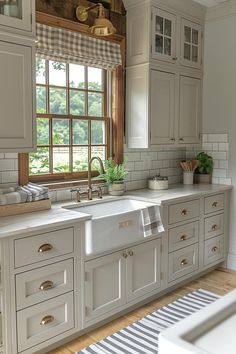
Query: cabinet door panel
[
  {"left": 178, "top": 76, "right": 201, "bottom": 144},
  {"left": 0, "top": 0, "right": 33, "bottom": 34},
  {"left": 0, "top": 40, "right": 35, "bottom": 151},
  {"left": 150, "top": 70, "right": 175, "bottom": 144},
  {"left": 126, "top": 239, "right": 161, "bottom": 302},
  {"left": 84, "top": 252, "right": 126, "bottom": 321},
  {"left": 181, "top": 19, "right": 202, "bottom": 69}
]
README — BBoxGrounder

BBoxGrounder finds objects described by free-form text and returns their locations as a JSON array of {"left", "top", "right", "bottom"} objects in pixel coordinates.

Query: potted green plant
[
  {"left": 99, "top": 158, "right": 128, "bottom": 196},
  {"left": 195, "top": 152, "right": 214, "bottom": 184}
]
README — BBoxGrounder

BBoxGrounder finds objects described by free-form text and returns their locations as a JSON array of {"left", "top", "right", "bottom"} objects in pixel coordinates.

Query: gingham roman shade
[{"left": 36, "top": 23, "right": 122, "bottom": 70}]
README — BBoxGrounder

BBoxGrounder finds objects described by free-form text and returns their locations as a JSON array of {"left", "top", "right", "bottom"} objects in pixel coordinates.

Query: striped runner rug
[{"left": 77, "top": 289, "right": 220, "bottom": 354}]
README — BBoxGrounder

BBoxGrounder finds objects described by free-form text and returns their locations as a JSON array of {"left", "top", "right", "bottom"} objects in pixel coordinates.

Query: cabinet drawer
[
  {"left": 16, "top": 259, "right": 74, "bottom": 310},
  {"left": 168, "top": 199, "right": 199, "bottom": 225},
  {"left": 17, "top": 292, "right": 74, "bottom": 353},
  {"left": 205, "top": 214, "right": 224, "bottom": 240},
  {"left": 204, "top": 235, "right": 224, "bottom": 266},
  {"left": 204, "top": 194, "right": 224, "bottom": 214},
  {"left": 168, "top": 244, "right": 199, "bottom": 282},
  {"left": 169, "top": 221, "right": 199, "bottom": 252},
  {"left": 14, "top": 228, "right": 74, "bottom": 268}
]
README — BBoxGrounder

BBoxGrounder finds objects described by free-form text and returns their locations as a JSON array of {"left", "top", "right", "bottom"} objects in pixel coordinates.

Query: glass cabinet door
[
  {"left": 181, "top": 19, "right": 202, "bottom": 69},
  {"left": 0, "top": 0, "right": 32, "bottom": 34},
  {"left": 152, "top": 8, "right": 177, "bottom": 63}
]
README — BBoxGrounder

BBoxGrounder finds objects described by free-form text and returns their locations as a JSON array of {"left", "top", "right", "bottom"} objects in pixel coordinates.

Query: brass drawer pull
[
  {"left": 128, "top": 251, "right": 134, "bottom": 257},
  {"left": 123, "top": 252, "right": 128, "bottom": 259},
  {"left": 181, "top": 259, "right": 188, "bottom": 266},
  {"left": 180, "top": 235, "right": 187, "bottom": 241},
  {"left": 39, "top": 280, "right": 54, "bottom": 291},
  {"left": 38, "top": 244, "right": 53, "bottom": 253},
  {"left": 211, "top": 224, "right": 218, "bottom": 231},
  {"left": 212, "top": 246, "right": 218, "bottom": 253},
  {"left": 181, "top": 209, "right": 187, "bottom": 216},
  {"left": 40, "top": 315, "right": 55, "bottom": 326},
  {"left": 212, "top": 201, "right": 218, "bottom": 208}
]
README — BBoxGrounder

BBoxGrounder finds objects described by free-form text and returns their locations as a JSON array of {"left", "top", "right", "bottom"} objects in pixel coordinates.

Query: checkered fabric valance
[{"left": 36, "top": 23, "right": 122, "bottom": 70}]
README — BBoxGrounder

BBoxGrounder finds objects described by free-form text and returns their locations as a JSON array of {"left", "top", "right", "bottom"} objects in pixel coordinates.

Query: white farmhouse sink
[{"left": 64, "top": 198, "right": 161, "bottom": 255}]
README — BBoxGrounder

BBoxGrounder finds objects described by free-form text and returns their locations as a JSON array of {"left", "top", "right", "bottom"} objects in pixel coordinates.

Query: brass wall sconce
[{"left": 76, "top": 2, "right": 116, "bottom": 36}]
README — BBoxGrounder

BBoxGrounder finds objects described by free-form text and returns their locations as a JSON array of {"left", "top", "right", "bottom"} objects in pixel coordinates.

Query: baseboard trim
[{"left": 227, "top": 253, "right": 236, "bottom": 270}]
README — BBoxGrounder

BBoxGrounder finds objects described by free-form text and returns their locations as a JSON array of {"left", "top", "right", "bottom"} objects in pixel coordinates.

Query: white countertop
[{"left": 0, "top": 184, "right": 232, "bottom": 239}]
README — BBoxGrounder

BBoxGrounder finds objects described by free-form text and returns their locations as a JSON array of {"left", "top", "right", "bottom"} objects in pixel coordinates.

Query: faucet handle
[
  {"left": 97, "top": 186, "right": 103, "bottom": 199},
  {"left": 70, "top": 188, "right": 81, "bottom": 202}
]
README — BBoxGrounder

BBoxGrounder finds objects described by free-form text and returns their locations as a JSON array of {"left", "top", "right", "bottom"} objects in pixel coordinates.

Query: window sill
[{"left": 40, "top": 179, "right": 106, "bottom": 190}]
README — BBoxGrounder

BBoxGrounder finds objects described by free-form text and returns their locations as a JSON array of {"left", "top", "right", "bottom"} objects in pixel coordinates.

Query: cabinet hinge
[
  {"left": 160, "top": 244, "right": 163, "bottom": 253},
  {"left": 201, "top": 31, "right": 204, "bottom": 39},
  {"left": 31, "top": 13, "right": 33, "bottom": 24},
  {"left": 84, "top": 272, "right": 88, "bottom": 281},
  {"left": 85, "top": 306, "right": 89, "bottom": 316},
  {"left": 150, "top": 130, "right": 152, "bottom": 140},
  {"left": 151, "top": 12, "right": 153, "bottom": 21}
]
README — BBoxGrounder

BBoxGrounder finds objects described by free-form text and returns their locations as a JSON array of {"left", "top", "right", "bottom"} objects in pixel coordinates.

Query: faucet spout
[{"left": 88, "top": 157, "right": 105, "bottom": 196}]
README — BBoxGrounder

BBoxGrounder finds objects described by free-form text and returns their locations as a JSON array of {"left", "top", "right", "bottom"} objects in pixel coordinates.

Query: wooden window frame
[{"left": 19, "top": 12, "right": 125, "bottom": 187}]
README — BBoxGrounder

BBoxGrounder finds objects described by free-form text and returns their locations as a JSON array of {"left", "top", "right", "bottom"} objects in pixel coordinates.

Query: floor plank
[{"left": 48, "top": 268, "right": 236, "bottom": 354}]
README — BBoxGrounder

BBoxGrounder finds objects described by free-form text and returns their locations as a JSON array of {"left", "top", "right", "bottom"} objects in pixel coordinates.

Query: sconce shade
[{"left": 76, "top": 3, "right": 116, "bottom": 37}]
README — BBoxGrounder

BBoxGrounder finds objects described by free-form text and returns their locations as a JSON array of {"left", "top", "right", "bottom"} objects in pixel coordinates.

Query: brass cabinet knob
[
  {"left": 179, "top": 138, "right": 184, "bottom": 141},
  {"left": 38, "top": 244, "right": 53, "bottom": 253},
  {"left": 123, "top": 252, "right": 128, "bottom": 259},
  {"left": 181, "top": 209, "right": 187, "bottom": 216},
  {"left": 212, "top": 246, "right": 218, "bottom": 253},
  {"left": 170, "top": 138, "right": 175, "bottom": 141},
  {"left": 40, "top": 315, "right": 55, "bottom": 326},
  {"left": 181, "top": 259, "right": 188, "bottom": 266},
  {"left": 211, "top": 224, "right": 218, "bottom": 231},
  {"left": 212, "top": 201, "right": 218, "bottom": 208},
  {"left": 172, "top": 57, "right": 178, "bottom": 61},
  {"left": 39, "top": 280, "right": 54, "bottom": 291},
  {"left": 128, "top": 251, "right": 134, "bottom": 257},
  {"left": 180, "top": 235, "right": 187, "bottom": 241}
]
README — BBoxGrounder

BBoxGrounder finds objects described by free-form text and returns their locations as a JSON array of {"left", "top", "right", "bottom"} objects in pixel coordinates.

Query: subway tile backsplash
[{"left": 0, "top": 133, "right": 231, "bottom": 200}]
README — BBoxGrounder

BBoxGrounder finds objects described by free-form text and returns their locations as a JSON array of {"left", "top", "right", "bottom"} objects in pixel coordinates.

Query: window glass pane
[
  {"left": 49, "top": 61, "right": 66, "bottom": 87},
  {"left": 91, "top": 146, "right": 106, "bottom": 167},
  {"left": 49, "top": 88, "right": 67, "bottom": 115},
  {"left": 36, "top": 87, "right": 47, "bottom": 114},
  {"left": 69, "top": 64, "right": 85, "bottom": 88},
  {"left": 155, "top": 35, "right": 163, "bottom": 53},
  {"left": 88, "top": 67, "right": 102, "bottom": 91},
  {"left": 192, "top": 29, "right": 199, "bottom": 45},
  {"left": 88, "top": 93, "right": 103, "bottom": 117},
  {"left": 184, "top": 26, "right": 191, "bottom": 43},
  {"left": 164, "top": 38, "right": 171, "bottom": 56},
  {"left": 37, "top": 118, "right": 49, "bottom": 145},
  {"left": 91, "top": 121, "right": 106, "bottom": 145},
  {"left": 73, "top": 147, "right": 88, "bottom": 171},
  {"left": 53, "top": 147, "right": 70, "bottom": 173},
  {"left": 36, "top": 58, "right": 46, "bottom": 84},
  {"left": 192, "top": 45, "right": 198, "bottom": 62},
  {"left": 73, "top": 120, "right": 88, "bottom": 145},
  {"left": 184, "top": 43, "right": 191, "bottom": 60},
  {"left": 29, "top": 148, "right": 50, "bottom": 175},
  {"left": 156, "top": 16, "right": 163, "bottom": 34},
  {"left": 164, "top": 19, "right": 172, "bottom": 37},
  {"left": 52, "top": 119, "right": 70, "bottom": 145},
  {"left": 70, "top": 90, "right": 86, "bottom": 116}
]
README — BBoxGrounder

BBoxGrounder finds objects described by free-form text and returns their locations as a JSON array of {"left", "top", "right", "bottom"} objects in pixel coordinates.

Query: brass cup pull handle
[
  {"left": 39, "top": 280, "right": 54, "bottom": 291},
  {"left": 128, "top": 251, "right": 134, "bottom": 257},
  {"left": 212, "top": 202, "right": 218, "bottom": 208},
  {"left": 181, "top": 259, "right": 188, "bottom": 266},
  {"left": 179, "top": 138, "right": 184, "bottom": 141},
  {"left": 38, "top": 244, "right": 53, "bottom": 253},
  {"left": 181, "top": 209, "right": 187, "bottom": 216},
  {"left": 40, "top": 315, "right": 55, "bottom": 326},
  {"left": 123, "top": 253, "right": 128, "bottom": 259},
  {"left": 211, "top": 224, "right": 218, "bottom": 231},
  {"left": 180, "top": 235, "right": 187, "bottom": 241},
  {"left": 212, "top": 246, "right": 218, "bottom": 253},
  {"left": 172, "top": 57, "right": 178, "bottom": 61}
]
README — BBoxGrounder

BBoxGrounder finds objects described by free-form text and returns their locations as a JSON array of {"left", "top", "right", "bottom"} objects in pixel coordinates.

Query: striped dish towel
[
  {"left": 141, "top": 205, "right": 164, "bottom": 237},
  {"left": 0, "top": 183, "right": 49, "bottom": 205}
]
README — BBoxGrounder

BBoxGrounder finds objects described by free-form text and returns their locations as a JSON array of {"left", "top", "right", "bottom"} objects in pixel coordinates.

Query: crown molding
[{"left": 206, "top": 0, "right": 236, "bottom": 22}]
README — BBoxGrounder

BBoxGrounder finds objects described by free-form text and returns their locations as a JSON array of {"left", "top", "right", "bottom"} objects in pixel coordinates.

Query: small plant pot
[
  {"left": 108, "top": 181, "right": 125, "bottom": 196},
  {"left": 194, "top": 173, "right": 212, "bottom": 184}
]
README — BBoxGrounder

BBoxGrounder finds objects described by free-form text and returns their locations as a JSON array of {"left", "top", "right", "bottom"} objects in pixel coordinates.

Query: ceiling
[{"left": 193, "top": 0, "right": 228, "bottom": 7}]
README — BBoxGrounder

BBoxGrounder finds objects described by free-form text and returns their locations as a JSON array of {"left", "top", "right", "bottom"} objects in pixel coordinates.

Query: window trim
[{"left": 19, "top": 12, "right": 125, "bottom": 187}]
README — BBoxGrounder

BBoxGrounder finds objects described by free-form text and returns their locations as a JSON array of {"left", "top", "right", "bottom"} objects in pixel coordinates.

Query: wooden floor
[{"left": 48, "top": 268, "right": 236, "bottom": 354}]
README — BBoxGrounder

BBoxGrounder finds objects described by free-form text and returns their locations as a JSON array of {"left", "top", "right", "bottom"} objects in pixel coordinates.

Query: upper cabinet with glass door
[
  {"left": 0, "top": 0, "right": 35, "bottom": 37},
  {"left": 181, "top": 19, "right": 202, "bottom": 69},
  {"left": 151, "top": 8, "right": 177, "bottom": 64}
]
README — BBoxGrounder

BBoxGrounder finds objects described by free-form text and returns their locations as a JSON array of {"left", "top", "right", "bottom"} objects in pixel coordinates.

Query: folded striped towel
[
  {"left": 0, "top": 183, "right": 49, "bottom": 205},
  {"left": 141, "top": 204, "right": 164, "bottom": 237}
]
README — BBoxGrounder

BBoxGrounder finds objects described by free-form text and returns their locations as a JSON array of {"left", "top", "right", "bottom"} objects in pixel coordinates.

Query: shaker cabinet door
[{"left": 0, "top": 40, "right": 35, "bottom": 151}]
